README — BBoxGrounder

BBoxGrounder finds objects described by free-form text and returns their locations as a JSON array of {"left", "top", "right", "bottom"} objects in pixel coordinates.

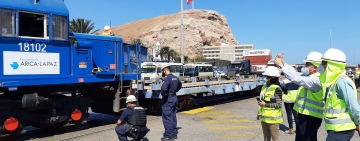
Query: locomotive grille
[{"left": 0, "top": 8, "right": 14, "bottom": 37}]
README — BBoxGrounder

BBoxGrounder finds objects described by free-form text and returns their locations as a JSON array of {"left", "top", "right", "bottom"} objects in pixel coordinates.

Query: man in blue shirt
[
  {"left": 115, "top": 95, "right": 149, "bottom": 141},
  {"left": 160, "top": 64, "right": 182, "bottom": 141}
]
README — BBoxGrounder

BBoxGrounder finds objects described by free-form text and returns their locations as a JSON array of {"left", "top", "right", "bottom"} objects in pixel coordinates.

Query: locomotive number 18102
[{"left": 18, "top": 42, "right": 47, "bottom": 52}]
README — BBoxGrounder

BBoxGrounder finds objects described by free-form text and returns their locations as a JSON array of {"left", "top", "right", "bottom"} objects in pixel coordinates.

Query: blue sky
[{"left": 64, "top": 0, "right": 360, "bottom": 64}]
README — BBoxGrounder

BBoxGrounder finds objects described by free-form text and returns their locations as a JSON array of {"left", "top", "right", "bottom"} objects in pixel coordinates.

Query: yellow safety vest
[
  {"left": 324, "top": 76, "right": 357, "bottom": 132},
  {"left": 258, "top": 84, "right": 284, "bottom": 124},
  {"left": 293, "top": 73, "right": 325, "bottom": 118},
  {"left": 355, "top": 71, "right": 360, "bottom": 79},
  {"left": 281, "top": 79, "right": 298, "bottom": 103}
]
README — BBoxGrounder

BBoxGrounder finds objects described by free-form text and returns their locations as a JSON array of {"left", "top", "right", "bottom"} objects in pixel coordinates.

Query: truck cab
[{"left": 226, "top": 60, "right": 251, "bottom": 79}]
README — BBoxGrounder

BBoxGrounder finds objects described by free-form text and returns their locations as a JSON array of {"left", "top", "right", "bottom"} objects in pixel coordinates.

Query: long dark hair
[{"left": 267, "top": 76, "right": 280, "bottom": 86}]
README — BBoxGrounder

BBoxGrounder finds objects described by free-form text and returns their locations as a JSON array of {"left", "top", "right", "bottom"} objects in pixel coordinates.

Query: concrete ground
[{"left": 24, "top": 90, "right": 360, "bottom": 141}]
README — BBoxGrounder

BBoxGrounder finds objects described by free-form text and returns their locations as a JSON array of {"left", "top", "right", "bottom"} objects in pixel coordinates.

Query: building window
[{"left": 0, "top": 8, "right": 14, "bottom": 37}]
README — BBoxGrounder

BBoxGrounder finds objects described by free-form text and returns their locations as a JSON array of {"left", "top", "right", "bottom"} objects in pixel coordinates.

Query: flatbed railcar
[{"left": 136, "top": 76, "right": 264, "bottom": 115}]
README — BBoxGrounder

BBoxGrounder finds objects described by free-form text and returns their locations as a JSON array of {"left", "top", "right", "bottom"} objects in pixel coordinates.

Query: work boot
[
  {"left": 285, "top": 128, "right": 295, "bottom": 134},
  {"left": 161, "top": 135, "right": 177, "bottom": 141}
]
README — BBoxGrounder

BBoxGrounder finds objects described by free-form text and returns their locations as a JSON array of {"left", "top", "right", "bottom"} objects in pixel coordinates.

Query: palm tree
[
  {"left": 132, "top": 39, "right": 141, "bottom": 45},
  {"left": 191, "top": 55, "right": 205, "bottom": 62},
  {"left": 175, "top": 55, "right": 189, "bottom": 63},
  {"left": 168, "top": 49, "right": 177, "bottom": 60},
  {"left": 70, "top": 18, "right": 100, "bottom": 34},
  {"left": 159, "top": 46, "right": 170, "bottom": 60}
]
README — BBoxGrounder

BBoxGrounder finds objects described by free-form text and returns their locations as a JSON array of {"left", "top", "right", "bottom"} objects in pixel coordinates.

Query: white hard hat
[
  {"left": 303, "top": 52, "right": 323, "bottom": 63},
  {"left": 262, "top": 66, "right": 280, "bottom": 77},
  {"left": 322, "top": 48, "right": 346, "bottom": 63},
  {"left": 126, "top": 95, "right": 137, "bottom": 103},
  {"left": 104, "top": 25, "right": 110, "bottom": 30},
  {"left": 161, "top": 64, "right": 171, "bottom": 70}
]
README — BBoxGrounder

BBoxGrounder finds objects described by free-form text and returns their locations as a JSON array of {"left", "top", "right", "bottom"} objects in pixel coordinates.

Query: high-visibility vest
[
  {"left": 282, "top": 79, "right": 298, "bottom": 103},
  {"left": 293, "top": 73, "right": 325, "bottom": 118},
  {"left": 324, "top": 76, "right": 357, "bottom": 132},
  {"left": 258, "top": 84, "right": 284, "bottom": 124},
  {"left": 355, "top": 71, "right": 360, "bottom": 79}
]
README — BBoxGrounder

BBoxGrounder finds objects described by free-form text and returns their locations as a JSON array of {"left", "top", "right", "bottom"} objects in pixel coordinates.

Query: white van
[
  {"left": 141, "top": 62, "right": 184, "bottom": 85},
  {"left": 183, "top": 62, "right": 214, "bottom": 82}
]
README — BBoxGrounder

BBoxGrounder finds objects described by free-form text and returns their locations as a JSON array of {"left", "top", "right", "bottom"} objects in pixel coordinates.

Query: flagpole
[
  {"left": 192, "top": 0, "right": 194, "bottom": 9},
  {"left": 180, "top": 0, "right": 184, "bottom": 63},
  {"left": 330, "top": 30, "right": 332, "bottom": 48}
]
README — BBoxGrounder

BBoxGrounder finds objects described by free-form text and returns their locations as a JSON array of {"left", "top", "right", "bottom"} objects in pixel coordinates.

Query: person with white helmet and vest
[
  {"left": 102, "top": 25, "right": 114, "bottom": 36},
  {"left": 160, "top": 64, "right": 182, "bottom": 141},
  {"left": 274, "top": 51, "right": 324, "bottom": 141},
  {"left": 257, "top": 66, "right": 284, "bottom": 141},
  {"left": 115, "top": 95, "right": 149, "bottom": 141},
  {"left": 318, "top": 48, "right": 360, "bottom": 140},
  {"left": 355, "top": 68, "right": 360, "bottom": 88}
]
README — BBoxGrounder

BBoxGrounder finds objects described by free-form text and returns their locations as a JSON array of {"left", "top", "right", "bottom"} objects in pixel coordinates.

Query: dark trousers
[
  {"left": 295, "top": 113, "right": 322, "bottom": 141},
  {"left": 115, "top": 125, "right": 131, "bottom": 141},
  {"left": 326, "top": 130, "right": 355, "bottom": 141},
  {"left": 284, "top": 102, "right": 298, "bottom": 129},
  {"left": 162, "top": 96, "right": 178, "bottom": 138}
]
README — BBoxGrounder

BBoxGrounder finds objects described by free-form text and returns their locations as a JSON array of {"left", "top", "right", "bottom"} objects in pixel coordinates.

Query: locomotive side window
[
  {"left": 52, "top": 15, "right": 67, "bottom": 40},
  {"left": 0, "top": 8, "right": 14, "bottom": 37},
  {"left": 19, "top": 12, "right": 48, "bottom": 38}
]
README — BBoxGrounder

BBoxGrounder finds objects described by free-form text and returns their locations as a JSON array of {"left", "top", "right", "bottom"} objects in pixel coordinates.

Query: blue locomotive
[{"left": 0, "top": 0, "right": 147, "bottom": 137}]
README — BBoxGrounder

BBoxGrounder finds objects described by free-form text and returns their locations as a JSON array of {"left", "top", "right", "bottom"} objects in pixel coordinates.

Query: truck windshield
[
  {"left": 142, "top": 65, "right": 156, "bottom": 73},
  {"left": 184, "top": 68, "right": 195, "bottom": 73},
  {"left": 230, "top": 64, "right": 243, "bottom": 68}
]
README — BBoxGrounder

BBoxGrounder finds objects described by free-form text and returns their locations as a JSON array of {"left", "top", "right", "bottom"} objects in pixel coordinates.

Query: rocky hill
[{"left": 108, "top": 9, "right": 239, "bottom": 58}]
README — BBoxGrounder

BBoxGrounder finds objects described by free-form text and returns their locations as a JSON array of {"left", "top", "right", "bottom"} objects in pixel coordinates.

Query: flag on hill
[
  {"left": 152, "top": 33, "right": 158, "bottom": 39},
  {"left": 187, "top": 0, "right": 193, "bottom": 5}
]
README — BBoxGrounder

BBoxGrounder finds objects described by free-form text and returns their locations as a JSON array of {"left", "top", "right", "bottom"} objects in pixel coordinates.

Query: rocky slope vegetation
[{"left": 109, "top": 9, "right": 239, "bottom": 58}]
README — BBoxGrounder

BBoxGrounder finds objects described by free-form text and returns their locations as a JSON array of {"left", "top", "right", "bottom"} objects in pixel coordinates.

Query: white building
[{"left": 202, "top": 44, "right": 254, "bottom": 61}]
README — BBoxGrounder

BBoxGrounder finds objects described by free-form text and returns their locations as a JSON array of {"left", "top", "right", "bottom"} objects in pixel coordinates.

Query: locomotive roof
[
  {"left": 0, "top": 0, "right": 69, "bottom": 16},
  {"left": 73, "top": 33, "right": 123, "bottom": 42}
]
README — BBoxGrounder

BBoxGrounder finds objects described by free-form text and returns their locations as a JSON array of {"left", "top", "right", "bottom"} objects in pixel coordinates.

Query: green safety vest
[
  {"left": 324, "top": 76, "right": 357, "bottom": 132},
  {"left": 355, "top": 71, "right": 360, "bottom": 79},
  {"left": 282, "top": 79, "right": 299, "bottom": 103},
  {"left": 258, "top": 84, "right": 284, "bottom": 124},
  {"left": 293, "top": 73, "right": 325, "bottom": 118}
]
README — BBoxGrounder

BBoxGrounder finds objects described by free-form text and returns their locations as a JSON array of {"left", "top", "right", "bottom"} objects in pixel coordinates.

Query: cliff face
[{"left": 109, "top": 9, "right": 239, "bottom": 58}]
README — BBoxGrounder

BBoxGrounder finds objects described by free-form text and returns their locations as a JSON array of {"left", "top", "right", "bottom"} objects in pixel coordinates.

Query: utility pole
[{"left": 180, "top": 0, "right": 184, "bottom": 64}]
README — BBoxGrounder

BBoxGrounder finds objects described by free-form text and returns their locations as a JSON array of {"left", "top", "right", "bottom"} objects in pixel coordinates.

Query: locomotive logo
[{"left": 10, "top": 62, "right": 19, "bottom": 70}]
